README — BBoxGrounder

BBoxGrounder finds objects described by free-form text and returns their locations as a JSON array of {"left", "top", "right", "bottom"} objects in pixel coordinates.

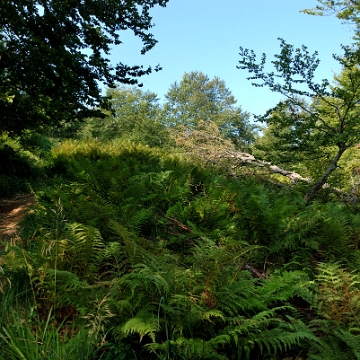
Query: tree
[
  {"left": 238, "top": 35, "right": 360, "bottom": 202},
  {"left": 302, "top": 1, "right": 360, "bottom": 33},
  {"left": 80, "top": 85, "right": 172, "bottom": 147},
  {"left": 0, "top": 0, "right": 169, "bottom": 134},
  {"left": 161, "top": 71, "right": 255, "bottom": 150}
]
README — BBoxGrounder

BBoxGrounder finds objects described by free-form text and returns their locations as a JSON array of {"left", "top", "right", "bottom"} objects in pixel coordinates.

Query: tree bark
[
  {"left": 305, "top": 144, "right": 348, "bottom": 203},
  {"left": 221, "top": 150, "right": 310, "bottom": 184}
]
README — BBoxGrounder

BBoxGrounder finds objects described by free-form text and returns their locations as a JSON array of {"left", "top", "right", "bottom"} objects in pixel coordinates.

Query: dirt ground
[{"left": 0, "top": 194, "right": 36, "bottom": 241}]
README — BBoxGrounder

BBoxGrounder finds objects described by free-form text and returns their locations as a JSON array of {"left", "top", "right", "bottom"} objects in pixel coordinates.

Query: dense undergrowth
[
  {"left": 1, "top": 139, "right": 360, "bottom": 359},
  {"left": 0, "top": 131, "right": 52, "bottom": 198}
]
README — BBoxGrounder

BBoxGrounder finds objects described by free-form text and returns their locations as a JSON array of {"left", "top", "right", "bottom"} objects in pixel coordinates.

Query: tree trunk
[{"left": 305, "top": 144, "right": 348, "bottom": 203}]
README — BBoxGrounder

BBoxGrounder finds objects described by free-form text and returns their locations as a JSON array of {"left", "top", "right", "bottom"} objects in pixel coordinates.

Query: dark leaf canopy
[{"left": 0, "top": 0, "right": 168, "bottom": 133}]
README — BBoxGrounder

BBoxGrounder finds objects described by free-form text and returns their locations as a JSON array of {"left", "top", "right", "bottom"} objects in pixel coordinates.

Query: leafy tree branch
[
  {"left": 238, "top": 37, "right": 360, "bottom": 202},
  {"left": 0, "top": 0, "right": 169, "bottom": 134}
]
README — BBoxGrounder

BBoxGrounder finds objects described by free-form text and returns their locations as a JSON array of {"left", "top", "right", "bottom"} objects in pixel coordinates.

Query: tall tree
[
  {"left": 0, "top": 0, "right": 168, "bottom": 134},
  {"left": 238, "top": 32, "right": 360, "bottom": 202},
  {"left": 80, "top": 85, "right": 171, "bottom": 147},
  {"left": 162, "top": 71, "right": 255, "bottom": 149}
]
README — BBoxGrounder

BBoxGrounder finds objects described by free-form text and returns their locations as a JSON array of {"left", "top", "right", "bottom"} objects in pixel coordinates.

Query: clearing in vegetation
[{"left": 0, "top": 194, "right": 36, "bottom": 239}]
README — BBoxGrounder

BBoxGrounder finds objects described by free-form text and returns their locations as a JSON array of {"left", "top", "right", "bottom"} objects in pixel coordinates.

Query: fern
[
  {"left": 225, "top": 310, "right": 317, "bottom": 359},
  {"left": 307, "top": 327, "right": 360, "bottom": 360},
  {"left": 120, "top": 263, "right": 170, "bottom": 298},
  {"left": 147, "top": 337, "right": 229, "bottom": 359},
  {"left": 254, "top": 325, "right": 317, "bottom": 355},
  {"left": 120, "top": 308, "right": 159, "bottom": 343},
  {"left": 315, "top": 262, "right": 360, "bottom": 324},
  {"left": 62, "top": 222, "right": 105, "bottom": 275},
  {"left": 308, "top": 341, "right": 349, "bottom": 360},
  {"left": 9, "top": 139, "right": 360, "bottom": 358},
  {"left": 335, "top": 329, "right": 360, "bottom": 359},
  {"left": 43, "top": 269, "right": 91, "bottom": 308},
  {"left": 306, "top": 263, "right": 360, "bottom": 360}
]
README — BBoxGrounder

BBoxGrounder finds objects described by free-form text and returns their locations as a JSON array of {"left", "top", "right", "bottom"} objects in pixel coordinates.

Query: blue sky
[{"left": 109, "top": 0, "right": 354, "bottom": 117}]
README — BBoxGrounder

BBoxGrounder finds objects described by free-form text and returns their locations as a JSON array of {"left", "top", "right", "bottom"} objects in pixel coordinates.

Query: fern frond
[
  {"left": 334, "top": 328, "right": 360, "bottom": 359},
  {"left": 259, "top": 269, "right": 313, "bottom": 306},
  {"left": 308, "top": 337, "right": 353, "bottom": 360},
  {"left": 315, "top": 262, "right": 360, "bottom": 323},
  {"left": 254, "top": 327, "right": 315, "bottom": 355},
  {"left": 120, "top": 263, "right": 170, "bottom": 297},
  {"left": 64, "top": 222, "right": 105, "bottom": 264},
  {"left": 201, "top": 309, "right": 225, "bottom": 322},
  {"left": 121, "top": 309, "right": 158, "bottom": 342},
  {"left": 146, "top": 337, "right": 228, "bottom": 360}
]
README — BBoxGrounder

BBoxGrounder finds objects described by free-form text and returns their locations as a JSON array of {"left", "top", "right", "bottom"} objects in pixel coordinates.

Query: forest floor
[{"left": 0, "top": 194, "right": 36, "bottom": 247}]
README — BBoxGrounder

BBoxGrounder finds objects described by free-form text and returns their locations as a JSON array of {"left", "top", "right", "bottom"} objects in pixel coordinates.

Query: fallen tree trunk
[
  {"left": 220, "top": 149, "right": 310, "bottom": 184},
  {"left": 174, "top": 121, "right": 355, "bottom": 203}
]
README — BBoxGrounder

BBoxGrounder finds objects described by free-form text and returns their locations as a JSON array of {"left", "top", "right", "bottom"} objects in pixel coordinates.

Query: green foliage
[
  {"left": 79, "top": 85, "right": 172, "bottom": 148},
  {"left": 238, "top": 34, "right": 360, "bottom": 201},
  {"left": 1, "top": 315, "right": 105, "bottom": 360},
  {"left": 307, "top": 262, "right": 360, "bottom": 359},
  {"left": 0, "top": 131, "right": 51, "bottom": 197},
  {"left": 18, "top": 130, "right": 53, "bottom": 158},
  {"left": 0, "top": 0, "right": 168, "bottom": 134},
  {"left": 3, "top": 1, "right": 360, "bottom": 358},
  {"left": 302, "top": 1, "right": 360, "bottom": 36},
  {"left": 2, "top": 139, "right": 360, "bottom": 358},
  {"left": 313, "top": 262, "right": 360, "bottom": 324},
  {"left": 162, "top": 71, "right": 255, "bottom": 150}
]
